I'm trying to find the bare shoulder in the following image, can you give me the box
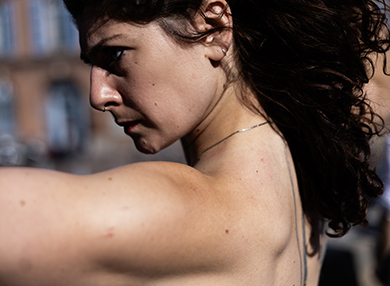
[79,162,228,273]
[0,152,307,285]
[0,163,229,285]
[0,162,211,211]
[87,161,211,194]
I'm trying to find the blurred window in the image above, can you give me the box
[29,0,56,55]
[0,2,16,57]
[29,0,78,56]
[0,82,15,136]
[56,0,78,50]
[45,81,89,156]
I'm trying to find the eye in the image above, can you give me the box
[82,47,128,71]
[108,47,125,65]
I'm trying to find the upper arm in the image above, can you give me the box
[77,163,229,274]
[0,163,225,284]
[0,167,95,284]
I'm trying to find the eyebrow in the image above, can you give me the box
[80,34,123,61]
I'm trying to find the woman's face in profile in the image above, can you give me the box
[78,19,225,154]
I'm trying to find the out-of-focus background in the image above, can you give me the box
[1,0,390,285]
[0,0,186,173]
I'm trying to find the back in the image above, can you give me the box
[0,124,325,286]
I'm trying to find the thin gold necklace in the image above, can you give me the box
[194,121,270,164]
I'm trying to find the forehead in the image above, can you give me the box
[78,20,149,53]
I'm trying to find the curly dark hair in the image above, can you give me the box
[63,0,389,237]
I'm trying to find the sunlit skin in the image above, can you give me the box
[80,20,228,156]
[0,1,325,285]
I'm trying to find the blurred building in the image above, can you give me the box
[0,0,185,172]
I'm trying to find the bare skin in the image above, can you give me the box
[0,1,325,285]
[0,128,324,286]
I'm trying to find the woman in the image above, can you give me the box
[0,0,387,285]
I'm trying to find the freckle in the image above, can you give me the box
[152,83,155,86]
[256,170,259,173]
[225,229,229,234]
[20,200,26,206]
[108,177,112,181]
[102,227,115,239]
[134,61,138,64]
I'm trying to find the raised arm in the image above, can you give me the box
[0,163,231,286]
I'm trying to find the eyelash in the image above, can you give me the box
[109,48,125,65]
[81,47,126,67]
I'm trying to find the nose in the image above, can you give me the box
[89,65,122,112]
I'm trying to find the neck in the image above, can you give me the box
[193,121,269,166]
[181,89,267,167]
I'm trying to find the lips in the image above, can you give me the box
[118,120,140,135]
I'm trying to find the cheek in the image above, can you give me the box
[122,47,219,129]
[128,68,209,114]
[152,80,218,136]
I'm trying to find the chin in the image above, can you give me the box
[134,143,158,155]
[133,133,178,155]
[134,139,162,155]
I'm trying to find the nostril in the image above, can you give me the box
[89,66,123,113]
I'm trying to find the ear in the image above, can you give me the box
[193,0,233,62]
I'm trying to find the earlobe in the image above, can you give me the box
[197,0,233,62]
